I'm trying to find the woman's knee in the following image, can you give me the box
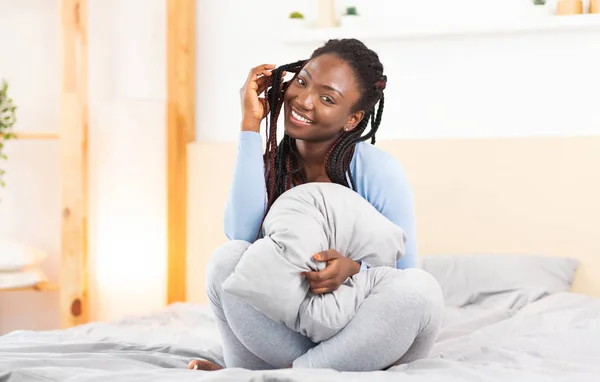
[206,240,251,297]
[387,268,444,329]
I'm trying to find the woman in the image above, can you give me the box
[189,38,443,372]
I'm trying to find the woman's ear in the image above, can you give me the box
[343,110,365,132]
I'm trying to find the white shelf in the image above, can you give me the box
[277,14,600,44]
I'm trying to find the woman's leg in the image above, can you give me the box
[205,241,275,370]
[292,268,444,371]
[206,240,316,369]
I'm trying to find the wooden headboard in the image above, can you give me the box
[186,136,600,301]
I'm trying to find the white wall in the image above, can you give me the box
[88,0,167,324]
[0,0,61,334]
[0,0,167,334]
[195,0,600,142]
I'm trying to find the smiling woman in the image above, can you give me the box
[260,39,388,214]
[188,38,444,372]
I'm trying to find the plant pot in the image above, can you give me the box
[339,15,361,28]
[530,4,551,16]
[287,19,308,30]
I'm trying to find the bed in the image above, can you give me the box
[1,264,599,381]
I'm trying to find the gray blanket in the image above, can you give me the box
[1,293,600,381]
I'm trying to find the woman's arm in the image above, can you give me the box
[355,156,417,271]
[223,131,267,242]
[224,64,281,242]
[374,159,418,269]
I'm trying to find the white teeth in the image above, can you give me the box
[291,110,313,124]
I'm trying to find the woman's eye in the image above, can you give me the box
[321,96,334,104]
[296,77,306,86]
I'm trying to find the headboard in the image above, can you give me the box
[187,136,600,302]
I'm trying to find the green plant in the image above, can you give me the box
[0,79,17,188]
[344,6,359,16]
[289,11,304,19]
[533,0,546,5]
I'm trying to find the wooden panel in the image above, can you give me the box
[0,282,59,292]
[166,0,196,304]
[59,0,89,328]
[10,132,60,140]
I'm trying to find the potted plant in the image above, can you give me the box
[531,0,548,15]
[288,11,307,29]
[340,6,361,28]
[0,79,17,188]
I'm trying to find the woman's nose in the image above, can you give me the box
[296,91,314,110]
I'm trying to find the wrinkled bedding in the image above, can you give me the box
[1,292,599,381]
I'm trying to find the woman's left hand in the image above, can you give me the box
[303,249,361,294]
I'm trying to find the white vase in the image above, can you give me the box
[287,19,308,30]
[530,4,551,17]
[339,15,361,29]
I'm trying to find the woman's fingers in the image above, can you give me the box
[311,285,335,295]
[246,64,276,82]
[258,97,269,118]
[309,279,334,290]
[256,70,288,95]
[255,75,269,95]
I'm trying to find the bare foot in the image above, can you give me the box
[187,359,223,371]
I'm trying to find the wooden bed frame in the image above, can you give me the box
[3,0,195,329]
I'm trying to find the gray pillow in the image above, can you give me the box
[420,254,579,310]
[222,182,406,342]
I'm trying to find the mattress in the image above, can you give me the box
[1,292,599,381]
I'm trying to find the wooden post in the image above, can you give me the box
[59,0,89,328]
[166,0,196,304]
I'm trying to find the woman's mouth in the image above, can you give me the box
[290,109,315,126]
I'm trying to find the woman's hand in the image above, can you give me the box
[239,64,286,133]
[303,250,361,294]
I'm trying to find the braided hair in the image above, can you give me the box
[262,38,387,219]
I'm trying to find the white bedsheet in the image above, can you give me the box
[1,292,599,381]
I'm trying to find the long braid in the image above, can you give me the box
[262,60,306,211]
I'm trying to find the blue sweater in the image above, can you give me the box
[223,131,417,270]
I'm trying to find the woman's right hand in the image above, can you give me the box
[239,64,285,132]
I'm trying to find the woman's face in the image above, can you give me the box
[283,53,364,143]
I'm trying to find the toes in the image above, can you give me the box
[187,359,223,371]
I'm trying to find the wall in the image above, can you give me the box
[187,0,600,301]
[0,0,61,334]
[195,0,600,142]
[88,0,167,324]
[0,0,167,334]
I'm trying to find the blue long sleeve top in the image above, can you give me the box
[223,131,418,269]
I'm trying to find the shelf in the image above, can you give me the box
[277,14,600,43]
[2,132,60,140]
[0,282,58,292]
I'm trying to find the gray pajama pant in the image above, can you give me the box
[206,241,444,371]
